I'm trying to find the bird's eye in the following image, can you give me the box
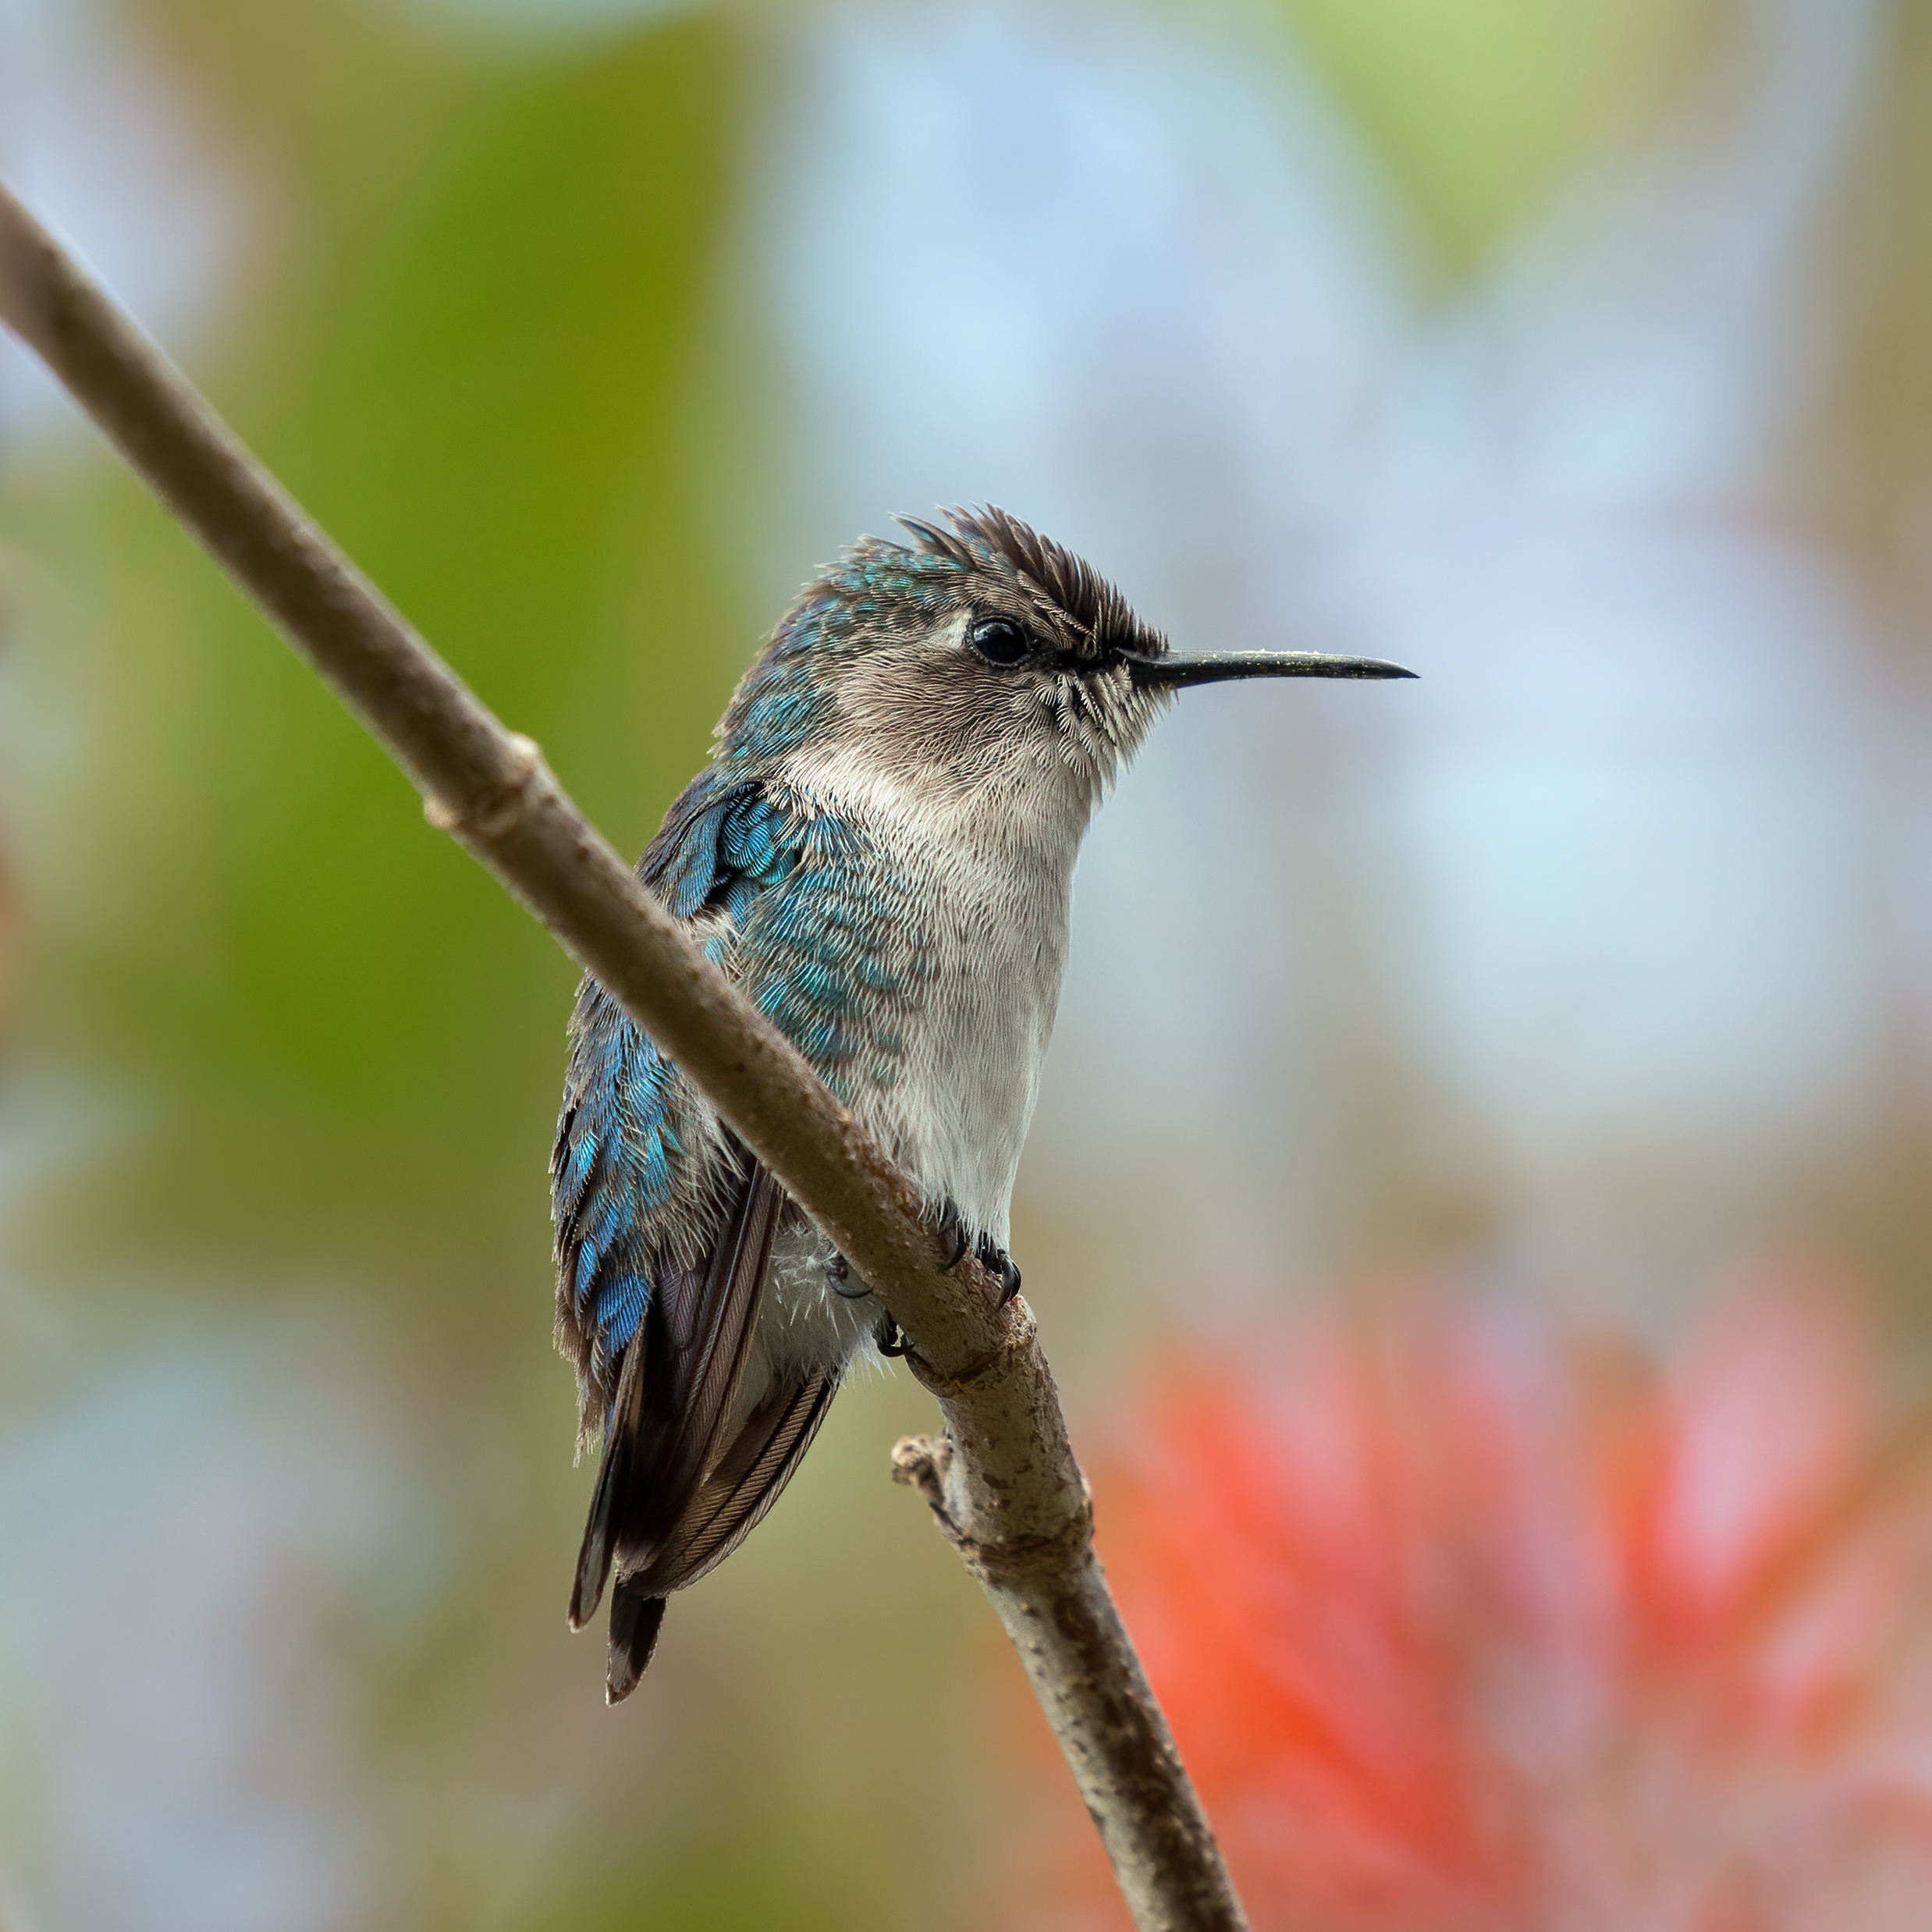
[968,616,1032,667]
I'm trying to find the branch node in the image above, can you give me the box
[424,733,543,841]
[891,1430,1095,1586]
[890,1430,953,1512]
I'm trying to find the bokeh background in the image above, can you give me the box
[5,0,1932,1927]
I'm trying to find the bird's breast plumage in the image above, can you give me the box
[778,747,1079,1242]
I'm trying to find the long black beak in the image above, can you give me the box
[1129,650,1416,688]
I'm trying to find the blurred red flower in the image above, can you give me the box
[1010,1266,1932,1931]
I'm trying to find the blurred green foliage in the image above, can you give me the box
[18,2,758,1307]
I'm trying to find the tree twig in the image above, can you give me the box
[0,182,1250,1932]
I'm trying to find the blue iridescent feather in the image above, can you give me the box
[551,776,924,1435]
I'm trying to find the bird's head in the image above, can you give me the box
[716,505,1412,822]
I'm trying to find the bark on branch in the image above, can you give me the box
[0,183,1249,1932]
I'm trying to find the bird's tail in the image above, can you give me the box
[566,1160,784,1699]
[607,1585,667,1703]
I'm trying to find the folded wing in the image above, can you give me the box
[552,777,819,1697]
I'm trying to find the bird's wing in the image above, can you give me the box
[552,775,929,1693]
[639,1362,841,1590]
[551,776,803,1429]
[570,1161,787,1640]
[552,779,807,1635]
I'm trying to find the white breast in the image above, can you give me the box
[784,748,1084,1242]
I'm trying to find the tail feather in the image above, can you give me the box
[606,1586,666,1704]
[569,1326,649,1631]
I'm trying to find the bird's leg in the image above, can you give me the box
[974,1231,1023,1305]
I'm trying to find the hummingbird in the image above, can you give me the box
[552,506,1412,1699]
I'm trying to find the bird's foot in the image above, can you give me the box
[826,1252,872,1301]
[876,1312,911,1358]
[975,1232,1023,1305]
[925,1199,1022,1303]
[927,1197,971,1270]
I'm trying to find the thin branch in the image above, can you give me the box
[0,183,1249,1932]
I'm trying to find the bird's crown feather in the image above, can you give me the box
[712,506,1167,769]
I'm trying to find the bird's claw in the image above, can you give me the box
[826,1252,872,1301]
[876,1313,911,1358]
[928,1197,971,1270]
[925,1200,1021,1304]
[975,1232,1023,1304]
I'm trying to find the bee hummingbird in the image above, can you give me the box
[552,506,1412,1699]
